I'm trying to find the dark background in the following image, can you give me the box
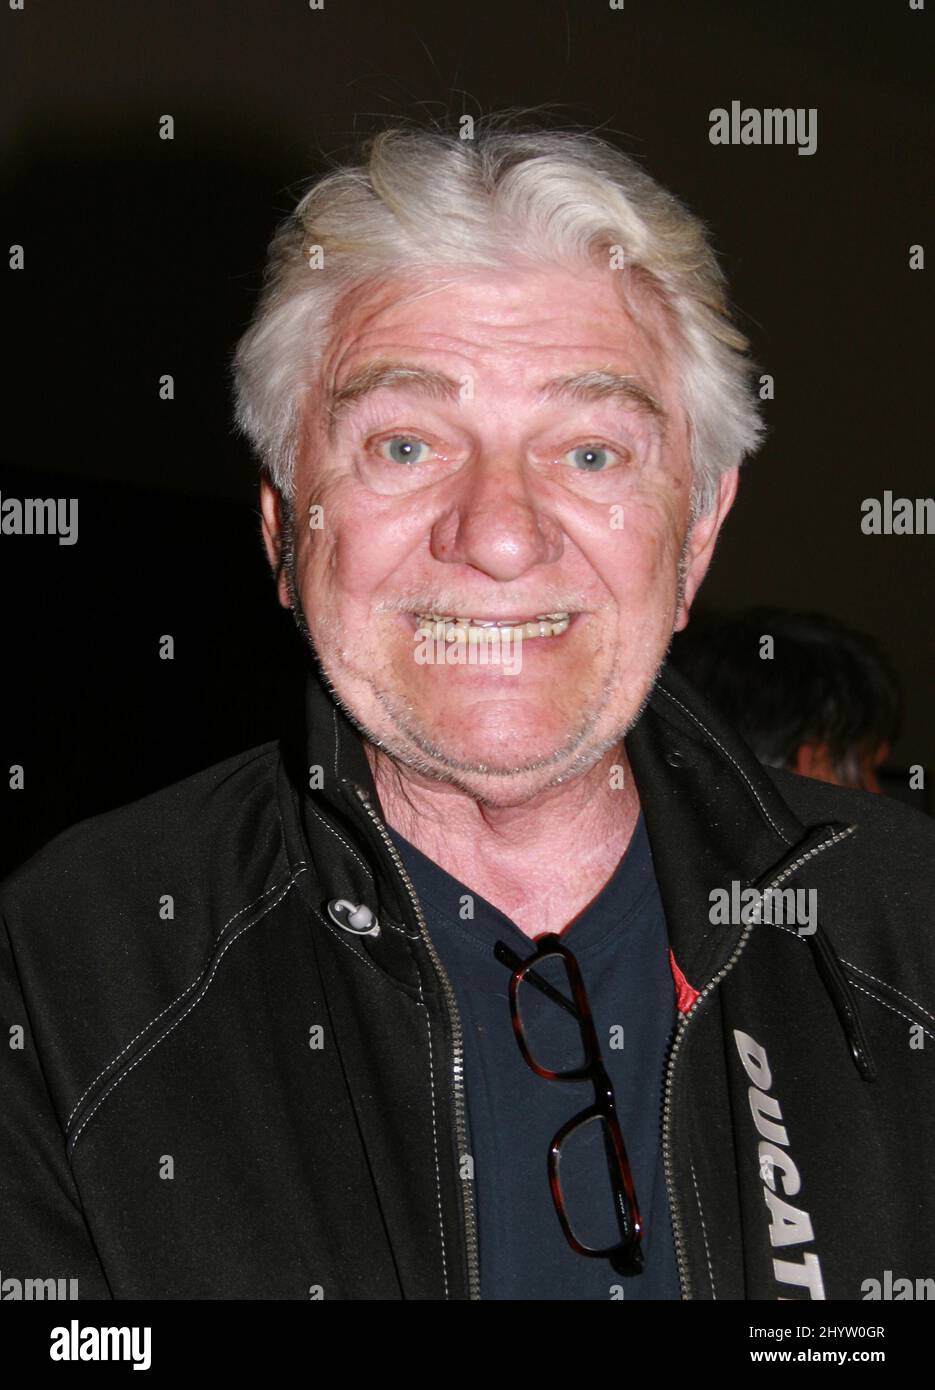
[2,0,932,876]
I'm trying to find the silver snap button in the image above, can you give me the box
[326,898,381,938]
[665,747,687,768]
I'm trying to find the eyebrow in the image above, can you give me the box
[324,361,668,438]
[540,369,668,434]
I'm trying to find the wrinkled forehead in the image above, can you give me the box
[311,260,684,413]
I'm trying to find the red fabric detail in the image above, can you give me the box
[669,948,699,1014]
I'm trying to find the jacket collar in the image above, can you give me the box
[625,662,809,987]
[277,654,421,941]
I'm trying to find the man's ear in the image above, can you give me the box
[674,467,739,632]
[259,476,291,609]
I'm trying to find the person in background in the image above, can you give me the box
[669,607,902,792]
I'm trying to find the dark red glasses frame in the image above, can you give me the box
[494,932,644,1277]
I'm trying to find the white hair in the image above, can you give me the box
[232,115,765,514]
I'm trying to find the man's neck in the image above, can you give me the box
[367,744,640,939]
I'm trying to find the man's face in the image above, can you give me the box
[263,262,736,805]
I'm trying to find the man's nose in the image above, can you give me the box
[429,454,563,582]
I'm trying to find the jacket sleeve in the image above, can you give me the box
[0,908,112,1298]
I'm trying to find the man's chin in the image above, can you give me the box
[375,741,595,808]
[367,696,621,798]
[405,736,576,781]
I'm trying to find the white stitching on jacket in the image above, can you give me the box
[656,686,794,845]
[65,866,307,1130]
[305,718,420,927]
[849,981,935,1043]
[68,869,308,1149]
[842,960,935,1024]
[415,985,449,1297]
[304,796,377,887]
[689,1154,716,1299]
[380,916,421,940]
[757,920,935,1035]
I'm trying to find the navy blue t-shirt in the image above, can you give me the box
[387,811,682,1300]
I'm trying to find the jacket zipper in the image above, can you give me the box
[343,779,482,1300]
[660,822,856,1299]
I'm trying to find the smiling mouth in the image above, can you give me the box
[413,611,572,639]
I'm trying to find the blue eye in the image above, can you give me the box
[565,444,615,471]
[379,436,431,465]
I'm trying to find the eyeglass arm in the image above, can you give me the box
[492,940,580,1020]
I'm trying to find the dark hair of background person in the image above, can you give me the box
[669,608,904,793]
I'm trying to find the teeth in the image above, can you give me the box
[415,612,571,639]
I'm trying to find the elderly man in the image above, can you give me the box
[2,119,933,1302]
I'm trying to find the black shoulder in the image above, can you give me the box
[766,766,935,880]
[767,766,932,833]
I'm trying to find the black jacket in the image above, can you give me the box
[1,663,933,1300]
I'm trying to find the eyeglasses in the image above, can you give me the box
[494,933,644,1277]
